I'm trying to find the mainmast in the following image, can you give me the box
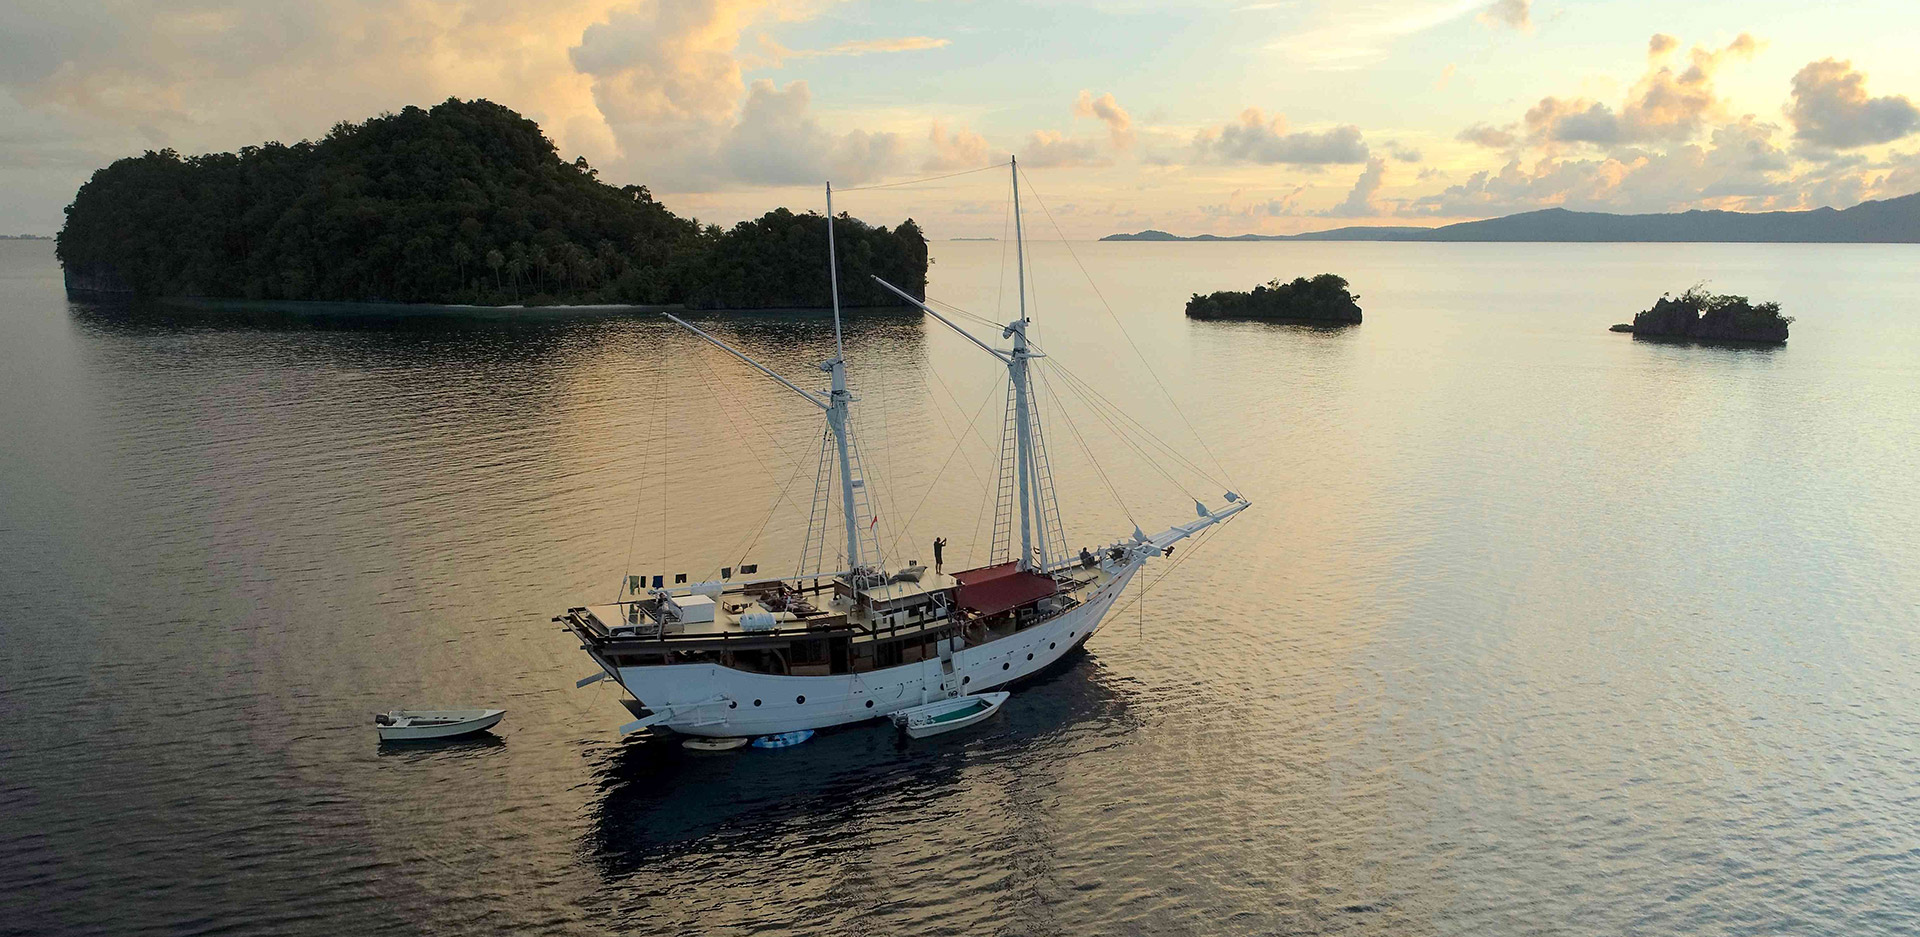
[871,157,1059,572]
[824,183,862,571]
[1007,158,1043,571]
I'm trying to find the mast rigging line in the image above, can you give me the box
[918,293,1221,497]
[1015,166,1242,494]
[618,378,669,602]
[884,372,1008,563]
[836,162,1011,192]
[873,190,1230,498]
[1033,364,1137,528]
[927,296,1005,332]
[910,290,1210,505]
[915,353,1005,491]
[730,427,824,571]
[1040,357,1201,503]
[1036,354,1223,496]
[1107,507,1243,622]
[686,334,819,579]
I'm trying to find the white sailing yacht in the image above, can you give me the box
[558,158,1249,738]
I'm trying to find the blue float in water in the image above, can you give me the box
[750,730,814,749]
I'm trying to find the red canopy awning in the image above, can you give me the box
[951,561,1057,617]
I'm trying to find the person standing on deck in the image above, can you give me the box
[933,537,947,574]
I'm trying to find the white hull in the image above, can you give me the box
[617,562,1141,737]
[375,709,505,741]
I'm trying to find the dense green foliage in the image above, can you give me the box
[56,98,927,307]
[687,207,927,310]
[1184,273,1362,322]
[1631,284,1791,344]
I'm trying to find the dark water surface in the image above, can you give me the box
[3,238,1918,936]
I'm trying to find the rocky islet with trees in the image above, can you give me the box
[1184,273,1363,323]
[1612,284,1791,345]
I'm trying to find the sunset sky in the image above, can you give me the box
[5,0,1920,237]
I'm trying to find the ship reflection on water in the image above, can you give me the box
[586,650,1141,872]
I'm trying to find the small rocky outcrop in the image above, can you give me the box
[1185,273,1362,323]
[1616,285,1790,345]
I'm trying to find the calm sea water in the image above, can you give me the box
[2,237,1918,936]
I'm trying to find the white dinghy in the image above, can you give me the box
[374,708,505,741]
[891,692,1009,739]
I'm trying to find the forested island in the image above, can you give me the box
[1185,274,1362,324]
[1612,286,1791,345]
[56,98,927,308]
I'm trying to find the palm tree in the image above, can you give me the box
[453,242,473,291]
[504,257,524,300]
[485,248,504,292]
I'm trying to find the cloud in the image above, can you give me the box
[1199,186,1306,219]
[569,1,912,189]
[925,121,992,171]
[1387,141,1423,161]
[1073,90,1134,149]
[1519,33,1760,146]
[718,79,901,185]
[572,1,762,143]
[1524,97,1626,144]
[1324,157,1388,216]
[1458,122,1518,148]
[1865,150,1920,201]
[1786,58,1920,149]
[1195,108,1369,164]
[4,0,629,162]
[1437,63,1456,90]
[0,0,919,202]
[1477,0,1531,32]
[1269,0,1490,71]
[761,35,951,63]
[809,36,948,56]
[1020,130,1103,168]
[1411,116,1798,216]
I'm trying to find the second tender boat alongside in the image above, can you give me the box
[892,692,1009,739]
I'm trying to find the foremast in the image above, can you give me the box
[1006,158,1043,571]
[662,181,879,581]
[824,183,863,571]
[876,156,1066,572]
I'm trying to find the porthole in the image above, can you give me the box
[962,676,970,685]
[1002,662,1010,671]
[753,699,762,707]
[865,700,874,709]
[729,701,738,709]
[1027,653,1034,661]
[1050,642,1056,650]
[796,695,806,705]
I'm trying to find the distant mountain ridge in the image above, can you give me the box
[1104,193,1920,243]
